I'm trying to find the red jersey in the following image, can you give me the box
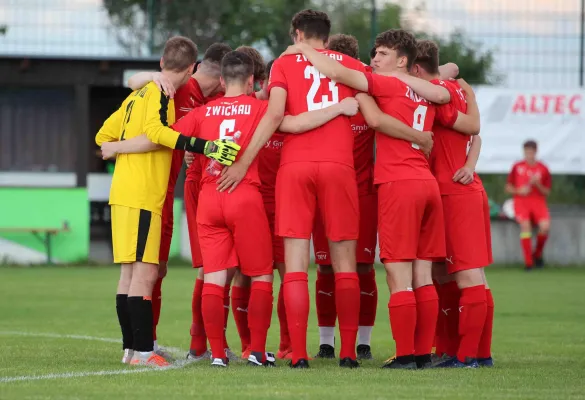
[268,50,366,167]
[172,94,268,187]
[507,160,551,200]
[430,79,483,195]
[258,132,285,201]
[351,112,375,195]
[365,72,436,183]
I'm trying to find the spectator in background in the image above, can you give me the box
[505,140,551,270]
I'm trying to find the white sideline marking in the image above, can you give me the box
[0,331,189,384]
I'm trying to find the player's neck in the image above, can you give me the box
[224,83,247,98]
[193,73,221,97]
[299,38,326,50]
[160,70,186,91]
[525,159,537,166]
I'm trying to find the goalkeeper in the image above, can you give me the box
[95,36,239,368]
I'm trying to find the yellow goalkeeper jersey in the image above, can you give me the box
[95,82,180,215]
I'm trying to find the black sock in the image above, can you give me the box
[127,296,154,352]
[115,294,133,350]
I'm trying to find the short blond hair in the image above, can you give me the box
[162,36,198,72]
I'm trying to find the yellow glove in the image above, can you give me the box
[203,139,241,166]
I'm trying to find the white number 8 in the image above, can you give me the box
[411,105,428,150]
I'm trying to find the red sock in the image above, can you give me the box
[457,285,487,362]
[520,234,533,267]
[389,291,417,357]
[414,285,439,356]
[231,285,251,353]
[335,272,360,360]
[248,281,273,359]
[358,269,377,327]
[316,269,336,328]
[202,283,226,360]
[223,285,230,350]
[189,278,207,355]
[434,282,447,355]
[151,277,163,341]
[284,272,309,364]
[277,284,290,350]
[442,281,461,357]
[478,289,494,359]
[534,233,548,259]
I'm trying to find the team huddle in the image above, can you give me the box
[97,8,494,370]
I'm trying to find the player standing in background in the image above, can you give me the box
[311,34,378,361]
[506,140,552,270]
[402,40,494,368]
[96,36,240,368]
[285,29,453,369]
[126,42,232,360]
[172,51,275,368]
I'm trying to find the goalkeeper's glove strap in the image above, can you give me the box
[175,135,208,154]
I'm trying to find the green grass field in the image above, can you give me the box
[1,265,584,400]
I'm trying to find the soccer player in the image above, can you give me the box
[404,40,494,368]
[171,50,275,368]
[126,42,232,359]
[284,29,454,369]
[506,140,551,270]
[96,36,240,367]
[311,34,378,361]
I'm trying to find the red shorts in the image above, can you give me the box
[442,190,493,274]
[184,179,203,268]
[276,162,359,241]
[378,180,445,263]
[197,184,273,277]
[514,197,550,224]
[159,190,174,263]
[313,192,378,265]
[263,198,285,265]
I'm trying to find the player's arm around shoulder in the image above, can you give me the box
[391,71,450,104]
[279,97,359,134]
[282,43,368,92]
[451,79,480,136]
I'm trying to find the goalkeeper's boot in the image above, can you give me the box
[121,349,134,364]
[130,352,170,368]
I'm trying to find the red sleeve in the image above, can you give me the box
[267,58,288,92]
[541,166,552,188]
[365,73,403,98]
[507,164,517,185]
[171,106,202,137]
[434,82,459,128]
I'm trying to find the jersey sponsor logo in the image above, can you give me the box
[264,139,284,150]
[318,290,333,297]
[315,251,328,261]
[352,124,369,133]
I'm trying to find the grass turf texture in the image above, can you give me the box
[0,266,584,399]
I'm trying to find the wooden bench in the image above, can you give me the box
[0,222,69,264]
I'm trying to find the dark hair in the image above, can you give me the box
[374,29,417,70]
[290,9,331,43]
[266,59,275,75]
[162,36,198,72]
[203,42,232,64]
[369,46,376,60]
[523,140,538,150]
[236,46,267,82]
[414,40,440,75]
[327,34,359,59]
[221,51,254,84]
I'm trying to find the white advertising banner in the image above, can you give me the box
[474,87,585,175]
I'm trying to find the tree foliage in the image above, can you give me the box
[103,0,497,83]
[0,25,7,35]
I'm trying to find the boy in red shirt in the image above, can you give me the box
[506,140,552,269]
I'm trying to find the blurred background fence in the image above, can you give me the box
[0,0,583,264]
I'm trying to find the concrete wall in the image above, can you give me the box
[178,212,585,266]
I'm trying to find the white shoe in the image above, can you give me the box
[121,349,134,364]
[186,350,211,363]
[247,352,276,367]
[211,357,228,367]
